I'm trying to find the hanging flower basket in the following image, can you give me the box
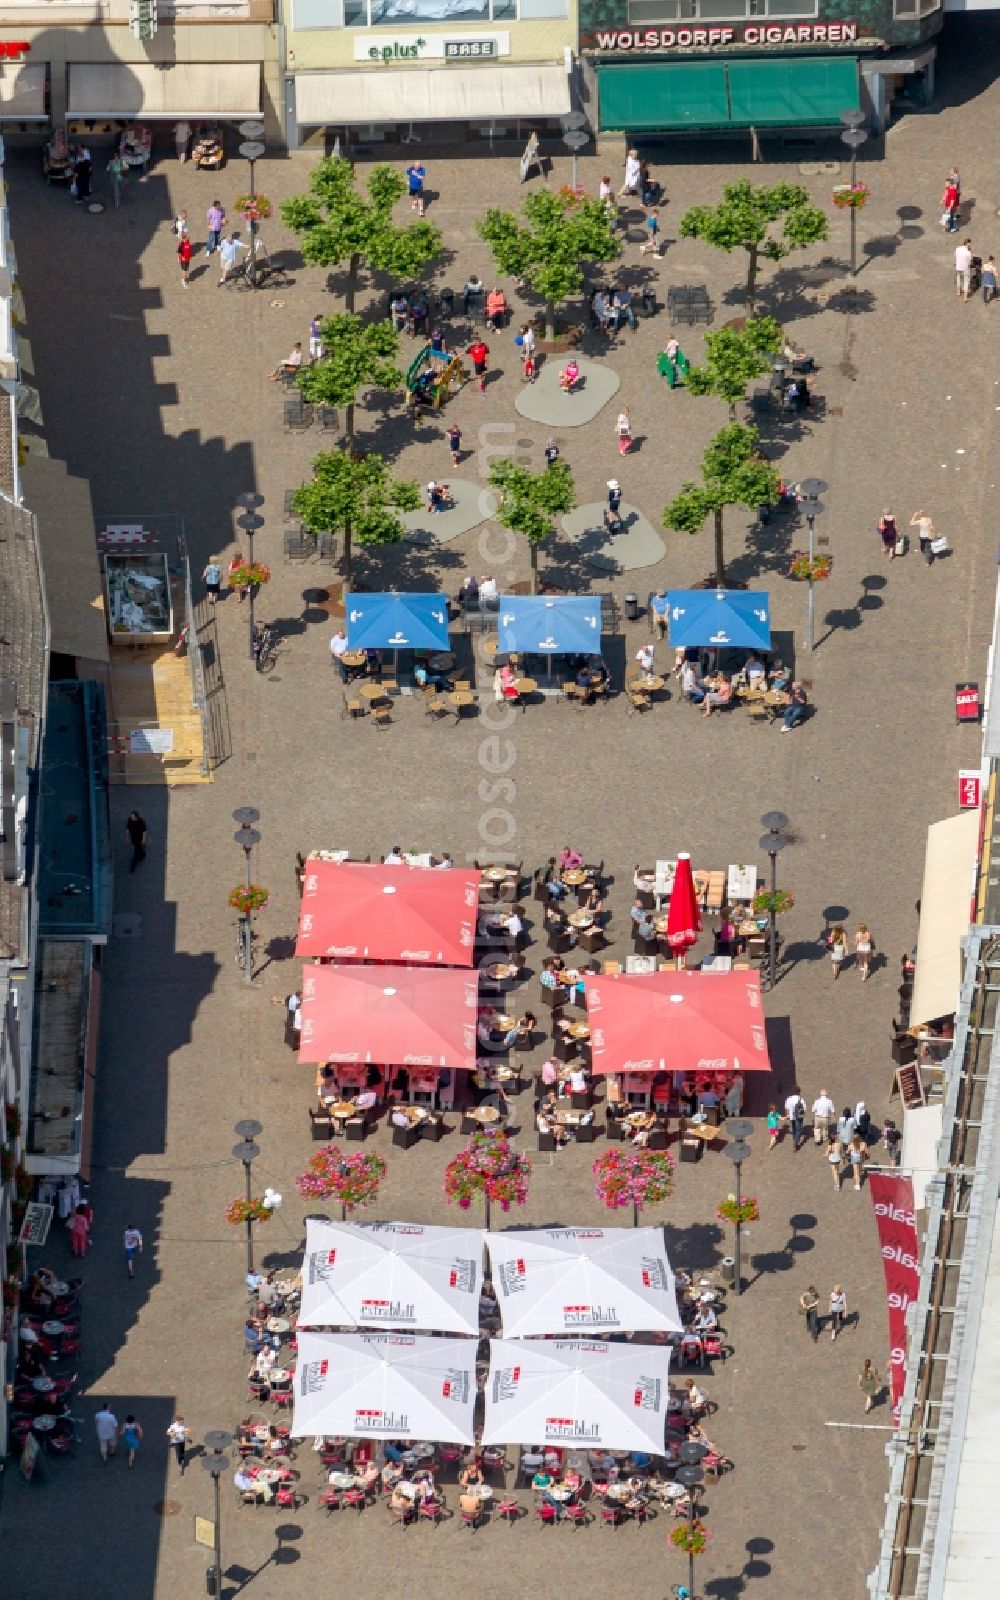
[228,561,271,591]
[752,888,794,917]
[224,1197,274,1227]
[832,183,869,210]
[234,193,273,223]
[670,1520,711,1556]
[443,1132,531,1214]
[229,884,269,915]
[788,552,832,582]
[296,1149,386,1213]
[717,1194,760,1226]
[593,1148,674,1214]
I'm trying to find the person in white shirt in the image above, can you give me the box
[954,238,973,300]
[268,343,304,382]
[95,1404,119,1461]
[329,630,350,681]
[636,644,655,675]
[434,854,453,869]
[784,1090,806,1151]
[167,1417,190,1473]
[479,575,498,604]
[355,1089,378,1112]
[383,847,403,865]
[505,911,522,943]
[568,1067,588,1095]
[811,1090,836,1145]
[391,1107,412,1128]
[619,147,641,197]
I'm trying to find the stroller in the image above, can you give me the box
[604,507,624,536]
[970,254,983,294]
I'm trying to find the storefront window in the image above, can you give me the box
[324,0,567,21]
[628,0,818,17]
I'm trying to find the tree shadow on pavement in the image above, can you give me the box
[665,1217,726,1271]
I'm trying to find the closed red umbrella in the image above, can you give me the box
[665,851,701,966]
[295,861,480,965]
[298,963,478,1070]
[583,970,770,1075]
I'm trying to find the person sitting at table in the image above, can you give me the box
[234,1465,258,1499]
[390,292,410,333]
[580,882,605,920]
[479,573,499,604]
[253,1343,277,1376]
[681,660,707,705]
[354,1085,379,1117]
[542,857,565,900]
[486,286,508,329]
[244,1319,265,1356]
[317,1064,337,1102]
[463,273,485,314]
[537,1095,570,1147]
[568,1065,589,1099]
[743,651,766,687]
[382,1459,404,1489]
[682,1379,708,1418]
[391,1483,416,1522]
[715,912,736,957]
[780,680,808,732]
[531,1465,554,1494]
[768,658,790,694]
[497,663,520,703]
[460,1460,483,1488]
[458,573,479,606]
[630,897,656,943]
[329,629,351,681]
[409,292,429,336]
[558,845,584,872]
[698,1086,720,1115]
[702,673,732,718]
[693,1303,718,1335]
[635,643,655,676]
[414,662,453,693]
[384,844,404,865]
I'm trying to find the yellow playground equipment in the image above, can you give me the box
[405,346,468,410]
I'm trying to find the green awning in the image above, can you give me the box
[597,63,731,132]
[728,57,860,127]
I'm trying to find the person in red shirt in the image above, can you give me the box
[941,179,959,234]
[467,339,490,394]
[177,232,192,287]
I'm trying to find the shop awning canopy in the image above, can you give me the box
[597,55,859,132]
[298,962,478,1070]
[291,1330,476,1442]
[909,811,979,1031]
[666,589,771,650]
[345,592,450,653]
[483,1338,671,1451]
[66,63,261,120]
[299,1219,484,1335]
[584,969,770,1075]
[295,64,570,127]
[0,64,47,122]
[296,860,479,964]
[487,1226,682,1338]
[496,595,603,655]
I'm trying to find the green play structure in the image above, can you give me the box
[405,346,468,410]
[657,344,691,389]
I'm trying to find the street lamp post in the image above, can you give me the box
[236,493,265,662]
[722,1127,752,1297]
[233,808,261,985]
[201,1434,233,1600]
[560,110,588,191]
[238,120,266,291]
[758,811,789,991]
[798,476,827,654]
[233,1119,262,1275]
[840,109,869,280]
[676,1443,708,1600]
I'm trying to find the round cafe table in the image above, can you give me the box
[568,1021,591,1041]
[515,678,537,697]
[359,681,388,702]
[471,1483,493,1501]
[341,651,365,669]
[329,1101,356,1118]
[469,1105,500,1124]
[329,1470,358,1489]
[32,1376,55,1393]
[268,1368,292,1386]
[561,868,586,887]
[449,690,475,711]
[483,866,509,883]
[31,1414,57,1433]
[639,674,665,693]
[568,910,594,929]
[605,1482,635,1503]
[628,1112,655,1128]
[482,637,499,660]
[484,962,516,981]
[266,1317,290,1335]
[19,1327,38,1344]
[494,1065,516,1083]
[399,1105,428,1124]
[545,1483,574,1502]
[428,653,455,672]
[49,1281,70,1298]
[658,1481,687,1501]
[494,1013,514,1030]
[41,1321,66,1337]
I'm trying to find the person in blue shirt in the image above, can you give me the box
[650,590,669,637]
[406,162,426,216]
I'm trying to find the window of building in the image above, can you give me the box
[893,0,941,14]
[628,0,820,19]
[299,0,567,24]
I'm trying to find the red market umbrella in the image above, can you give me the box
[583,970,770,1076]
[665,851,701,958]
[298,963,478,1071]
[295,861,480,965]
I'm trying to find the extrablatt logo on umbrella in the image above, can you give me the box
[632,1375,662,1410]
[545,1416,601,1440]
[299,1359,329,1394]
[562,1304,620,1326]
[448,1259,477,1291]
[354,1407,411,1431]
[361,1298,417,1322]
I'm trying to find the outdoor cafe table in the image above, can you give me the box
[568,910,594,929]
[32,1376,55,1393]
[30,1414,57,1432]
[561,868,586,888]
[483,961,518,982]
[268,1369,293,1386]
[467,1105,501,1126]
[41,1321,66,1337]
[551,1107,592,1128]
[449,691,475,712]
[266,1317,290,1335]
[492,1064,517,1084]
[326,1100,357,1121]
[47,1281,70,1298]
[468,1483,493,1502]
[428,653,455,672]
[628,1112,657,1131]
[637,674,665,694]
[483,637,500,659]
[396,1104,430,1124]
[606,1482,645,1503]
[341,651,365,669]
[329,1471,358,1490]
[255,1468,286,1487]
[515,678,537,698]
[359,682,388,702]
[482,865,511,884]
[545,1484,574,1502]
[727,863,758,901]
[567,1020,591,1041]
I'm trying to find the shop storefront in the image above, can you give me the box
[283,0,576,148]
[0,2,281,141]
[579,0,944,137]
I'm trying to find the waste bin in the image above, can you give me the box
[206,1567,221,1598]
[642,285,656,318]
[720,1256,736,1285]
[625,592,639,622]
[440,287,455,316]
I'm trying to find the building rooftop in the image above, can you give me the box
[0,494,46,965]
[37,680,111,939]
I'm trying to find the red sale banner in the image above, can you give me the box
[869,1172,920,1419]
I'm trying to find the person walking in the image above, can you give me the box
[175,120,191,163]
[177,230,192,289]
[827,924,848,979]
[202,557,222,606]
[218,232,246,288]
[619,147,641,198]
[74,148,93,205]
[406,160,426,216]
[616,406,633,455]
[859,1359,881,1413]
[940,175,959,232]
[123,1222,143,1277]
[167,1417,191,1473]
[878,508,898,560]
[543,437,560,469]
[812,1088,835,1144]
[854,923,874,980]
[910,509,941,566]
[829,1284,848,1340]
[848,1134,867,1192]
[309,315,325,363]
[466,338,490,395]
[447,422,463,468]
[121,1414,143,1467]
[828,1137,845,1191]
[107,151,126,209]
[982,255,997,305]
[173,209,190,241]
[785,1089,806,1151]
[799,1285,821,1343]
[954,238,974,301]
[95,1403,119,1462]
[205,199,226,257]
[881,1117,902,1166]
[68,1204,90,1257]
[837,1105,857,1147]
[766,1104,782,1150]
[126,811,147,872]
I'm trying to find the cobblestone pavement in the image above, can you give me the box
[2,24,999,1599]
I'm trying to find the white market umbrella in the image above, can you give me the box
[291,1329,476,1442]
[483,1338,671,1452]
[298,1218,485,1335]
[487,1226,682,1338]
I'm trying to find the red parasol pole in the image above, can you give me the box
[665,852,702,970]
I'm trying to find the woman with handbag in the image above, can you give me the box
[878,508,898,559]
[827,924,848,979]
[910,509,946,565]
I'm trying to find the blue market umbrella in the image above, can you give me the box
[665,590,771,651]
[345,592,450,652]
[496,595,603,656]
